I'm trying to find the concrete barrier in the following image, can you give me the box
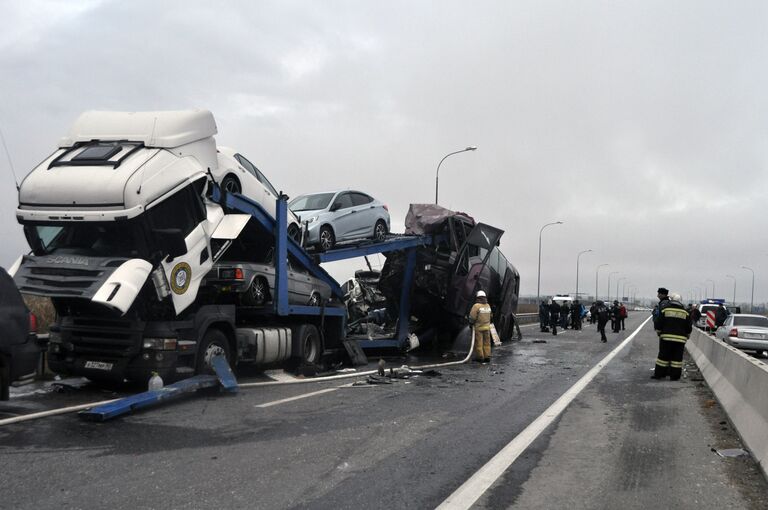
[686,328,768,477]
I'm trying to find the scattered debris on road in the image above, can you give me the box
[712,447,749,458]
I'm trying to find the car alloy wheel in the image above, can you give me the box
[373,221,387,242]
[319,226,335,251]
[249,278,267,306]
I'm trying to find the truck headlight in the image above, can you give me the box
[142,338,178,350]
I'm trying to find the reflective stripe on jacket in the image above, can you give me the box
[655,300,692,343]
[470,303,493,331]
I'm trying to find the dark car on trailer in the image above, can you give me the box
[0,268,41,400]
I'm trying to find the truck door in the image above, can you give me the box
[147,183,213,315]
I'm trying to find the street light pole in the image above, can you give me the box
[741,266,755,312]
[537,221,564,302]
[620,280,629,302]
[607,271,619,303]
[706,278,715,298]
[435,146,477,204]
[576,249,592,299]
[595,264,609,301]
[616,277,626,303]
[725,274,736,305]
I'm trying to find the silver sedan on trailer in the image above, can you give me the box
[289,190,390,251]
[714,314,768,356]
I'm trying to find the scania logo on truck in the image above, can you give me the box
[171,262,191,294]
[46,256,89,265]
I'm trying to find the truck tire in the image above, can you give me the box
[294,324,321,365]
[196,328,232,374]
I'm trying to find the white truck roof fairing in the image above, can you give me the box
[59,110,217,148]
[17,110,219,220]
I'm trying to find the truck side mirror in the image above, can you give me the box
[153,228,187,259]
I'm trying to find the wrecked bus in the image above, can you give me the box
[375,204,519,345]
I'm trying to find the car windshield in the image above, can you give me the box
[290,193,335,211]
[23,221,147,258]
[733,316,768,328]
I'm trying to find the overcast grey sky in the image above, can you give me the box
[1,0,767,304]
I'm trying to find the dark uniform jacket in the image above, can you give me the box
[653,299,693,343]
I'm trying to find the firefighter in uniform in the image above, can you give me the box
[469,290,493,363]
[652,289,692,380]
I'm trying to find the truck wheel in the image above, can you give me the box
[196,329,232,374]
[242,277,269,306]
[295,324,321,365]
[319,226,335,251]
[221,175,241,194]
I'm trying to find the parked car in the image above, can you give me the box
[214,147,302,241]
[289,190,390,251]
[714,314,768,356]
[206,249,332,307]
[1,268,41,400]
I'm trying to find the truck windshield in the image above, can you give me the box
[23,221,147,258]
[290,193,335,211]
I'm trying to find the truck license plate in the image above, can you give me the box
[84,361,113,371]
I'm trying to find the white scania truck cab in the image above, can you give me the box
[10,110,250,382]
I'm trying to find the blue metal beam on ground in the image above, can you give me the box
[79,356,238,421]
[212,354,239,393]
[78,375,220,421]
[315,235,437,263]
[212,186,343,299]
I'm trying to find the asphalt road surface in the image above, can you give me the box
[1,313,766,509]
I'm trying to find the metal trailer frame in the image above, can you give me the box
[213,186,439,350]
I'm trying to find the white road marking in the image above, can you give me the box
[436,315,653,510]
[255,384,353,408]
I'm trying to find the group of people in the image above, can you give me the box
[537,299,586,335]
[537,298,628,341]
[468,286,696,380]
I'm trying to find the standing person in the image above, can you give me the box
[589,302,597,324]
[539,301,550,333]
[571,299,583,330]
[715,303,728,329]
[652,291,692,380]
[691,304,701,328]
[469,290,493,363]
[561,301,570,329]
[549,299,561,336]
[611,300,622,333]
[595,300,609,342]
[619,302,628,330]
